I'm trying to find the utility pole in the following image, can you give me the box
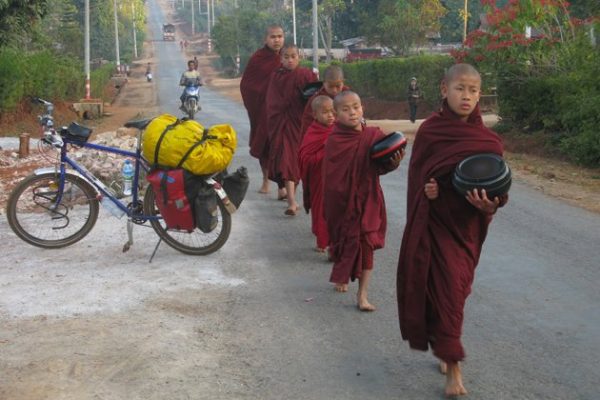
[211,0,215,27]
[312,0,318,71]
[463,0,468,44]
[207,0,212,52]
[292,0,297,45]
[113,0,121,72]
[84,0,91,99]
[132,2,138,58]
[191,0,195,34]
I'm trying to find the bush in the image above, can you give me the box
[316,55,455,108]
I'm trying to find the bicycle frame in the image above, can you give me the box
[48,135,159,221]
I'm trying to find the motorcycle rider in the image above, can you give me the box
[179,60,202,111]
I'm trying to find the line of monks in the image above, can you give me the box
[240,24,508,398]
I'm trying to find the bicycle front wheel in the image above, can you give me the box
[6,172,99,248]
[143,184,231,255]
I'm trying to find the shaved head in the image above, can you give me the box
[333,90,360,110]
[444,63,481,84]
[323,65,344,82]
[265,24,284,37]
[311,95,333,113]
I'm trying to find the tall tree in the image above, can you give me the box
[0,0,49,47]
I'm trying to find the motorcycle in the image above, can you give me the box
[181,83,201,120]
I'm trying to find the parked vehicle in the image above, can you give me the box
[6,98,242,258]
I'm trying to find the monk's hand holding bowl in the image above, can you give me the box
[424,178,439,200]
[466,188,500,214]
[389,149,405,168]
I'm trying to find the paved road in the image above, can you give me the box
[0,1,597,399]
[148,1,600,398]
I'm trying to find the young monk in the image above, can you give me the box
[240,24,284,194]
[396,63,509,397]
[323,91,404,311]
[300,65,348,135]
[299,96,335,252]
[265,44,318,215]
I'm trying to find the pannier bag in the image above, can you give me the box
[184,173,219,233]
[222,167,250,208]
[142,114,237,175]
[147,169,195,231]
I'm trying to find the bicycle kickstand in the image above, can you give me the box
[122,219,134,253]
[148,238,162,263]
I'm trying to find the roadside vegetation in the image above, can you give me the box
[1,0,598,168]
[0,0,146,115]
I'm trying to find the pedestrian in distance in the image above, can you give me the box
[407,77,421,123]
[265,44,318,216]
[299,95,335,253]
[323,90,404,311]
[240,24,284,195]
[396,63,509,397]
[300,64,349,135]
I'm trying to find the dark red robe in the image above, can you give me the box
[299,120,333,249]
[266,67,318,185]
[240,46,281,167]
[300,85,350,135]
[324,123,399,284]
[396,101,508,363]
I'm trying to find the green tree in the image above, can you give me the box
[0,0,49,47]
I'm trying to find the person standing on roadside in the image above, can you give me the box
[407,77,421,123]
[240,25,285,195]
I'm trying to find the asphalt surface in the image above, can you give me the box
[0,0,598,399]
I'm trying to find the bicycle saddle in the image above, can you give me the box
[124,119,153,130]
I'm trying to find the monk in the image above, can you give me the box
[240,24,284,194]
[323,91,404,311]
[396,63,509,397]
[300,65,348,135]
[265,44,318,215]
[299,95,335,252]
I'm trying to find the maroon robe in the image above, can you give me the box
[299,120,333,249]
[266,67,318,184]
[396,101,508,363]
[300,85,350,135]
[323,123,399,284]
[240,46,281,167]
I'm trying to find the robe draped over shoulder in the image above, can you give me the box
[299,120,333,248]
[396,101,507,362]
[324,124,397,284]
[240,46,281,165]
[266,67,318,184]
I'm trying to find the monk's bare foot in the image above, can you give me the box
[284,204,298,216]
[277,188,287,200]
[445,362,467,397]
[334,283,348,292]
[357,296,376,312]
[315,247,326,253]
[439,360,448,375]
[258,181,270,194]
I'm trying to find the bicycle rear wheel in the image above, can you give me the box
[6,172,99,248]
[143,184,231,255]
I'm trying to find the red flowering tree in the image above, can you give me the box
[451,1,600,167]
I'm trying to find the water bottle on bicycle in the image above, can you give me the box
[122,159,134,196]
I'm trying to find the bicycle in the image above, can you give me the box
[6,98,234,258]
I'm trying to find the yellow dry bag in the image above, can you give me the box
[142,114,237,175]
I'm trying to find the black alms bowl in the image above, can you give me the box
[301,81,323,100]
[370,131,408,162]
[452,153,512,198]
